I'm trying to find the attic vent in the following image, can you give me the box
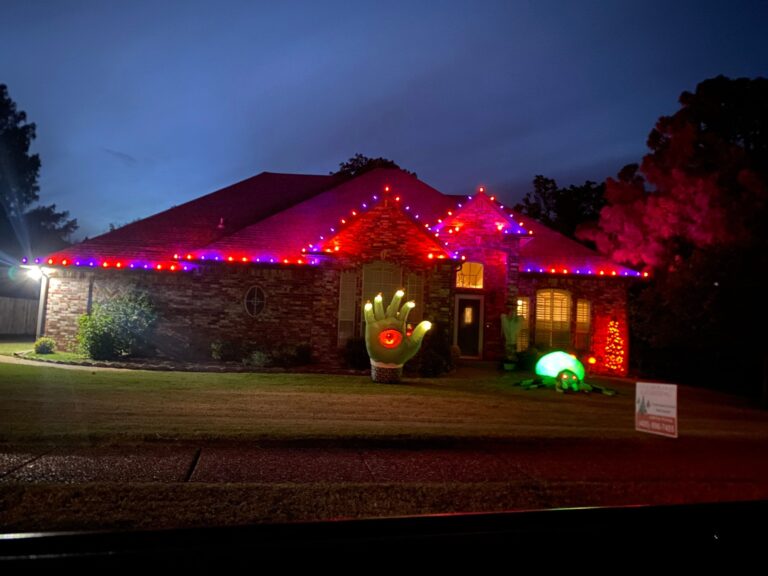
[217,217,225,229]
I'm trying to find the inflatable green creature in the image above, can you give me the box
[519,350,616,395]
[363,290,432,383]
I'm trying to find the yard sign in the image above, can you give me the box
[635,382,678,438]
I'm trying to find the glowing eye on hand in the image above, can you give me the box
[378,329,403,349]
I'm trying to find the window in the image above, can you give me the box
[405,272,424,323]
[337,270,358,346]
[362,261,403,303]
[575,299,591,350]
[456,261,483,289]
[535,289,571,349]
[243,286,266,317]
[516,296,530,352]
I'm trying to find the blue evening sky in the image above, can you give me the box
[2,0,766,238]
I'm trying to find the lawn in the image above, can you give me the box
[1,356,765,443]
[0,339,33,356]
[3,353,768,532]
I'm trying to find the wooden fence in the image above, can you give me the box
[0,296,37,336]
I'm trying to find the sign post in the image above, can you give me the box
[635,382,678,438]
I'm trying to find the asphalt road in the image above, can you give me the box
[1,436,766,486]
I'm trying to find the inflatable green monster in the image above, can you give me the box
[363,290,432,383]
[519,350,616,395]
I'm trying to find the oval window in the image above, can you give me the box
[244,286,266,317]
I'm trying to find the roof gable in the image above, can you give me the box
[312,195,452,265]
[192,168,455,262]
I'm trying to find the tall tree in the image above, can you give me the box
[0,84,40,219]
[584,76,768,398]
[582,75,768,268]
[333,153,415,179]
[514,175,605,241]
[0,84,77,261]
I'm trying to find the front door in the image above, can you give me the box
[455,295,483,358]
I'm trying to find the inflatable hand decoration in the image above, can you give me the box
[363,290,431,382]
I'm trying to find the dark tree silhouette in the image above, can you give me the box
[514,175,605,242]
[1,84,41,219]
[0,84,77,261]
[333,153,416,179]
[583,75,768,399]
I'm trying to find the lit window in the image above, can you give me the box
[535,289,571,349]
[244,286,266,317]
[456,262,484,289]
[575,299,591,350]
[516,296,530,351]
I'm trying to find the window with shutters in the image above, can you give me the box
[456,262,484,289]
[575,299,591,350]
[535,289,571,349]
[516,296,530,351]
[337,270,358,346]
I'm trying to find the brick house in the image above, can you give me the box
[35,168,638,375]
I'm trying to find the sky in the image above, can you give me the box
[1,0,767,239]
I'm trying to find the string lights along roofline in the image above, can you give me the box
[22,184,646,278]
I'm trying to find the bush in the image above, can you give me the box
[33,337,56,354]
[272,344,312,367]
[343,337,369,370]
[418,322,453,377]
[242,349,271,367]
[77,292,157,360]
[211,340,244,362]
[516,347,542,371]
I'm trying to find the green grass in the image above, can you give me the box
[1,359,766,443]
[0,360,632,442]
[0,339,84,362]
[26,350,85,362]
[0,339,33,356]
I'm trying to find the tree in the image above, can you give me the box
[514,175,605,242]
[584,76,768,398]
[333,153,416,179]
[0,84,40,217]
[582,75,768,269]
[0,84,77,261]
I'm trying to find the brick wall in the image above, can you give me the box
[42,195,632,371]
[44,265,340,363]
[517,274,630,374]
[444,192,523,360]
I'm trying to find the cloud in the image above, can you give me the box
[101,148,139,166]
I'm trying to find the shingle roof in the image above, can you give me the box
[519,218,641,277]
[44,167,638,277]
[196,168,455,261]
[48,172,339,262]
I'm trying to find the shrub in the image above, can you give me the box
[270,344,313,367]
[77,292,157,360]
[293,343,312,366]
[33,337,56,354]
[516,347,542,371]
[211,340,244,362]
[418,322,453,377]
[343,337,369,370]
[242,349,271,367]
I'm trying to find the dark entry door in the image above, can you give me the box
[456,296,482,358]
